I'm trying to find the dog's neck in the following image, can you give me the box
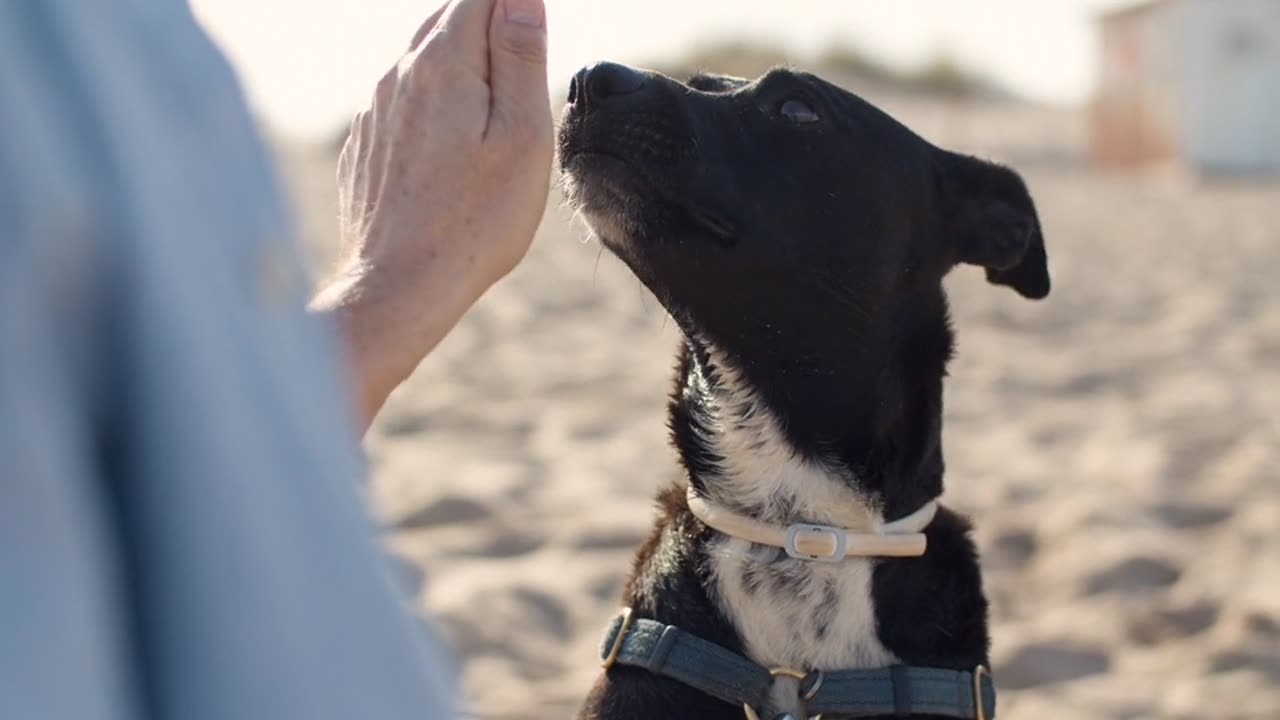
[669,289,953,525]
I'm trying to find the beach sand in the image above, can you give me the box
[277,89,1280,719]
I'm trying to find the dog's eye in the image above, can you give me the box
[778,98,819,124]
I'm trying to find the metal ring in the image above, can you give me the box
[800,669,824,702]
[973,664,991,720]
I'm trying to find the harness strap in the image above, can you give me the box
[600,611,996,719]
[600,611,773,705]
[805,665,996,718]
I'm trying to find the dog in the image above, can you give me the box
[557,61,1049,720]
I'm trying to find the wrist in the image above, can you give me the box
[310,258,479,428]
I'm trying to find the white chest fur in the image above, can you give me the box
[708,540,896,672]
[692,345,900,716]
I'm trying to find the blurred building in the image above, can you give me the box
[1091,0,1280,175]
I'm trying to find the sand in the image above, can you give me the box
[276,90,1280,719]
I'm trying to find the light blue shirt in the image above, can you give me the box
[0,1,456,718]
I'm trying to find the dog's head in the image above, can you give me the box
[558,63,1047,344]
[559,63,1048,507]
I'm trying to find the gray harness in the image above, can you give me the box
[600,609,996,718]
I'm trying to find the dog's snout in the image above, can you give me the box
[585,62,646,101]
[568,62,650,112]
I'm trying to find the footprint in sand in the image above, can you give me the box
[1245,613,1280,638]
[984,528,1038,572]
[1083,556,1182,596]
[394,496,493,530]
[1210,651,1280,683]
[996,642,1111,689]
[510,587,573,639]
[380,412,432,437]
[1126,601,1220,645]
[463,529,546,558]
[439,588,571,654]
[588,572,625,602]
[571,421,617,442]
[1151,502,1233,530]
[438,613,507,657]
[1059,371,1116,396]
[1162,428,1244,488]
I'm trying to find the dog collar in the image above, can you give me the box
[685,487,937,561]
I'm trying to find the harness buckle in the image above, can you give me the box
[601,608,635,669]
[784,524,848,562]
[743,668,825,720]
[973,664,991,720]
[742,705,821,720]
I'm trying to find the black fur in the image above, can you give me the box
[559,62,1049,719]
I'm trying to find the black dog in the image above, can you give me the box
[558,61,1049,720]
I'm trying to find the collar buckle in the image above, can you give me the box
[601,607,635,669]
[784,523,849,562]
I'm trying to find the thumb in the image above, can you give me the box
[485,0,551,143]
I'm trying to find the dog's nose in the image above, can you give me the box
[568,62,648,111]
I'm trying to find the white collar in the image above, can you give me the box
[686,487,938,561]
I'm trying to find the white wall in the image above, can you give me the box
[1181,0,1280,174]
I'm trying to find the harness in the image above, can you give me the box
[600,610,995,719]
[596,489,998,719]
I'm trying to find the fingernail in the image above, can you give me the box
[504,0,545,27]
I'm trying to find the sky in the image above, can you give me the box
[191,0,1142,140]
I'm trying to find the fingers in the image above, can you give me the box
[484,0,551,144]
[407,0,453,51]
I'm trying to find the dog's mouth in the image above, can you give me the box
[561,145,736,247]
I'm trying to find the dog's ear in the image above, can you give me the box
[934,149,1050,299]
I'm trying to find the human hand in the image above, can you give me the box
[312,0,553,428]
